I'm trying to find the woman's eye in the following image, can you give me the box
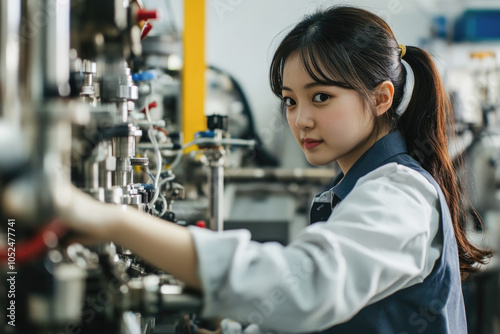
[283,97,296,107]
[313,93,330,103]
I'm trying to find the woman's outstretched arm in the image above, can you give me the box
[3,182,202,289]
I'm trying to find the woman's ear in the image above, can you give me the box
[374,80,394,116]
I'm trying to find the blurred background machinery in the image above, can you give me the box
[425,8,500,333]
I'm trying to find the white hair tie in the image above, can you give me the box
[395,59,415,116]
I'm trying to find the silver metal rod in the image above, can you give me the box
[84,161,99,189]
[0,0,21,123]
[224,168,337,183]
[208,164,224,232]
[137,143,175,150]
[20,0,70,103]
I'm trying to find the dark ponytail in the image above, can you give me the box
[398,47,492,279]
[269,6,492,280]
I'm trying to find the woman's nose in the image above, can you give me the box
[295,107,314,129]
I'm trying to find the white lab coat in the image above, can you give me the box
[188,163,441,333]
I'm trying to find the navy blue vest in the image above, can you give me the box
[310,132,466,334]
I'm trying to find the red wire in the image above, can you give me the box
[154,126,169,136]
[140,100,168,136]
[0,220,67,264]
[140,101,158,114]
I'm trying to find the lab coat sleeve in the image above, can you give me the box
[188,164,440,333]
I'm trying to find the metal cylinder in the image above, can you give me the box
[19,0,70,103]
[208,163,224,232]
[81,60,97,103]
[83,160,99,190]
[0,0,21,123]
[32,105,73,221]
[118,100,128,123]
[115,157,133,187]
[113,136,135,186]
[28,263,86,326]
[99,60,137,123]
[18,1,72,224]
[113,136,136,158]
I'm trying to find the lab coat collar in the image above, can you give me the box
[331,131,407,201]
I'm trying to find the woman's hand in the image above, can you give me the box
[2,180,121,240]
[53,184,124,239]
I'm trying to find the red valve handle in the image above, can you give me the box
[137,9,158,22]
[141,22,154,40]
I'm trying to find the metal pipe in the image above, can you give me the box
[0,0,21,123]
[83,161,99,190]
[224,168,338,183]
[20,0,70,103]
[208,160,224,232]
[16,0,72,223]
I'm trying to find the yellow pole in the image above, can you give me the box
[182,0,206,151]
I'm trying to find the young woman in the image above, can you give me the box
[4,5,491,333]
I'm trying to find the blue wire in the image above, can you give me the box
[146,171,156,183]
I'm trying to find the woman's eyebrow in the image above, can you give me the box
[304,82,324,89]
[282,82,324,91]
[305,81,347,89]
[282,81,347,92]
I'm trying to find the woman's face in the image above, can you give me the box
[282,52,377,172]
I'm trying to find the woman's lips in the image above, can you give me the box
[302,139,323,150]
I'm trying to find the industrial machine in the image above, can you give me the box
[0,1,210,333]
[0,1,336,333]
